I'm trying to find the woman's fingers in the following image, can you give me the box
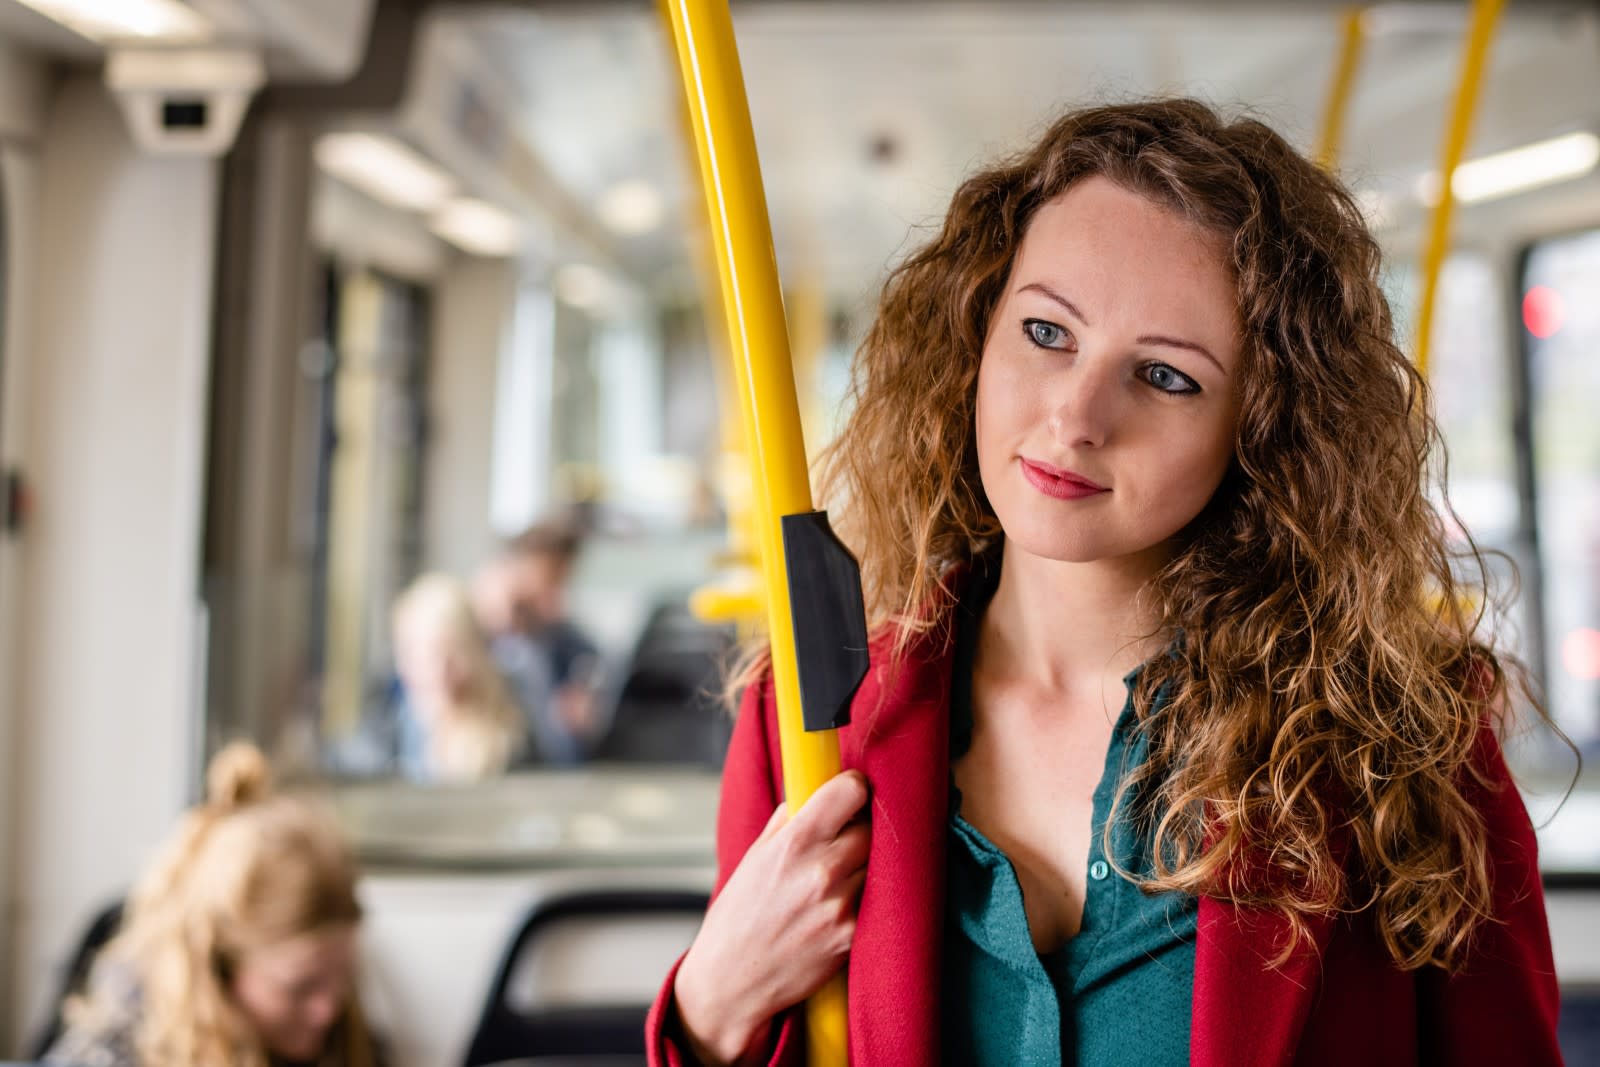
[786,770,870,847]
[674,767,872,1056]
[841,864,868,903]
[826,818,872,876]
[756,801,789,842]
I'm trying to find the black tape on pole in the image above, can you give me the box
[781,511,870,732]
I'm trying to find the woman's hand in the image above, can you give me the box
[673,770,872,1066]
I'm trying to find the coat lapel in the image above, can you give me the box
[841,625,953,1067]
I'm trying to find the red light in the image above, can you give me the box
[1561,628,1600,681]
[1522,285,1565,340]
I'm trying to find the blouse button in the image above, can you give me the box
[1089,859,1109,881]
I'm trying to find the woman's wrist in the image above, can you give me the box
[673,950,768,1066]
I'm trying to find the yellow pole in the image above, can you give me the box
[1315,8,1366,170]
[666,43,766,632]
[658,3,848,1062]
[788,271,830,455]
[1414,0,1506,378]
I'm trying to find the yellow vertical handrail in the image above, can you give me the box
[658,2,849,1063]
[667,50,766,632]
[1315,8,1366,170]
[1414,0,1506,378]
[788,271,830,455]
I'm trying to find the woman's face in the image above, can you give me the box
[230,924,357,1062]
[394,613,467,711]
[975,176,1243,571]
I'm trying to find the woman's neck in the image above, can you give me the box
[982,539,1170,697]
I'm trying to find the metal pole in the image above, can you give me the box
[659,2,850,1062]
[1414,0,1507,377]
[1315,8,1366,170]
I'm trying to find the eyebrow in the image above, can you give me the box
[1018,282,1227,375]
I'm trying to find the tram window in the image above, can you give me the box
[1384,255,1518,534]
[1389,254,1530,669]
[1387,252,1600,873]
[1424,256,1519,543]
[1421,257,1534,694]
[1525,229,1600,766]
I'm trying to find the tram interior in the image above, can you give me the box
[0,1,1597,1064]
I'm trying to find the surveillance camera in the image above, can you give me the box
[104,47,266,158]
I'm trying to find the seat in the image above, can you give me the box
[27,898,125,1059]
[461,888,708,1067]
[1561,986,1600,1065]
[592,602,734,767]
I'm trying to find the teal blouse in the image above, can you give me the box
[943,563,1197,1065]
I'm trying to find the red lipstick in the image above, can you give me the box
[1019,458,1108,500]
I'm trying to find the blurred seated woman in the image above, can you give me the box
[45,743,382,1067]
[386,572,526,782]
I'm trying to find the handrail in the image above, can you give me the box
[658,2,850,1062]
[1414,0,1507,377]
[1315,8,1366,170]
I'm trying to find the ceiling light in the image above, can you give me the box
[1414,132,1600,206]
[1453,133,1600,203]
[432,198,525,258]
[556,264,612,310]
[597,179,664,235]
[313,133,457,215]
[17,0,208,41]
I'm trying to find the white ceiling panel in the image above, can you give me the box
[402,3,1600,301]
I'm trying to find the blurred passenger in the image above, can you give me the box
[46,743,381,1067]
[473,521,603,764]
[388,572,526,782]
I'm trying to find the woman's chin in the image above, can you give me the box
[1000,524,1120,565]
[268,1030,327,1062]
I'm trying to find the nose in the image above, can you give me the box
[1046,357,1120,449]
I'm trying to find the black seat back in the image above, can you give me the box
[1561,986,1600,1064]
[462,888,708,1067]
[28,899,125,1058]
[593,603,734,767]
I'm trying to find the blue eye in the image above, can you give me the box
[1024,319,1071,349]
[1142,362,1201,395]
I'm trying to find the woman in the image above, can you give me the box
[47,743,381,1067]
[646,100,1563,1065]
[389,572,527,781]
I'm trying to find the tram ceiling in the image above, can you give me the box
[415,0,1591,12]
[392,0,1600,304]
[7,0,1591,299]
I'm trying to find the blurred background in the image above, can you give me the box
[0,1,1597,1063]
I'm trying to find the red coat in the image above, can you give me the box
[646,622,1562,1065]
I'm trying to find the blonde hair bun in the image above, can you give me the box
[205,742,273,810]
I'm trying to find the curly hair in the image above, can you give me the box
[67,743,377,1066]
[815,98,1546,971]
